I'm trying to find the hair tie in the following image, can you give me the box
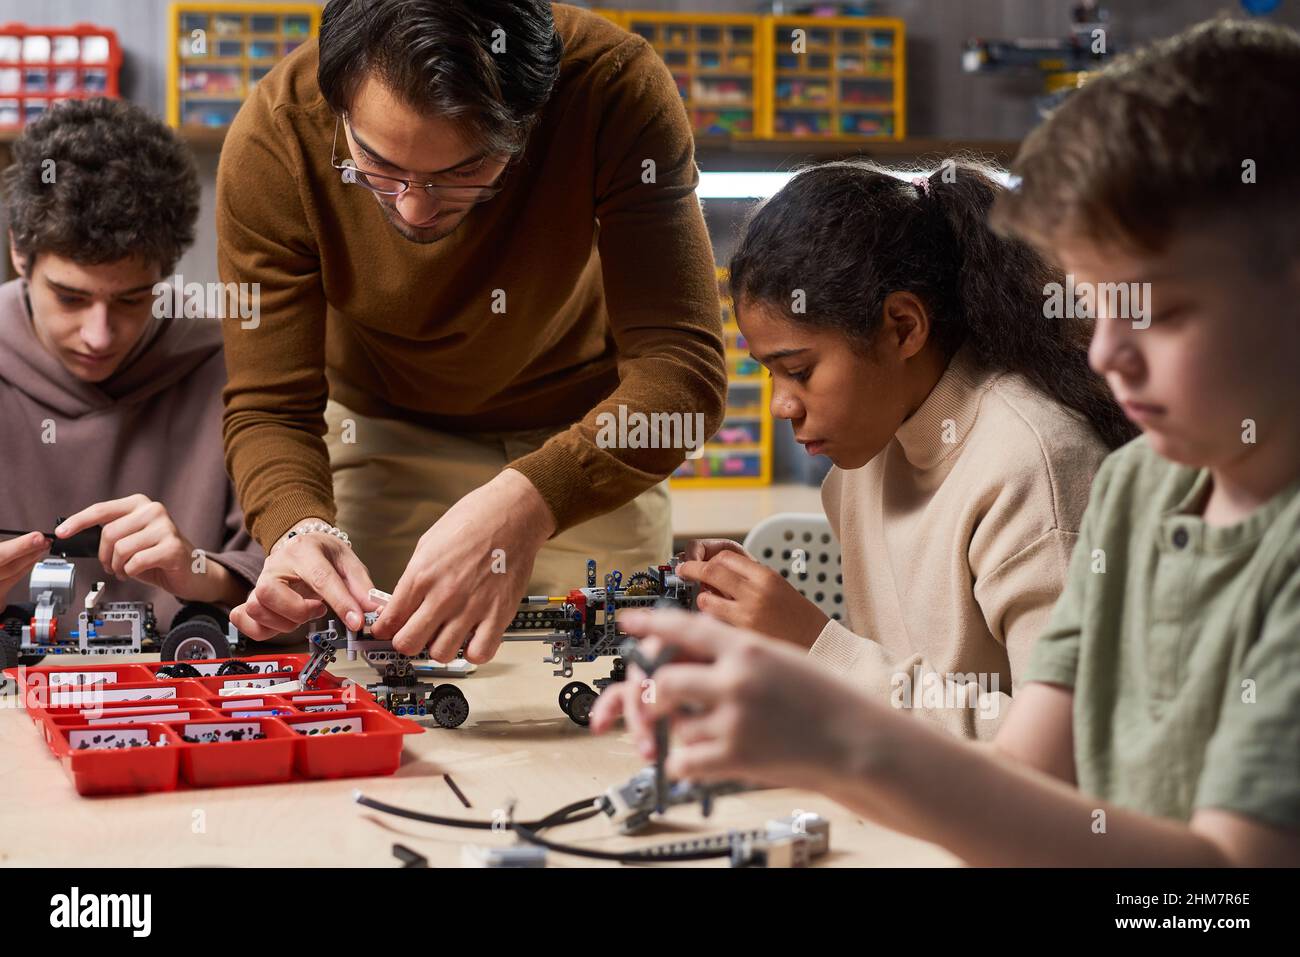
[912,176,931,198]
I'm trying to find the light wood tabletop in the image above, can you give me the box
[0,640,956,868]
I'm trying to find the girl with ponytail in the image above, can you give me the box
[676,159,1135,739]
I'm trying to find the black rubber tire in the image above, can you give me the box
[169,602,229,633]
[430,685,470,729]
[1,604,43,666]
[161,619,232,661]
[558,681,597,726]
[0,635,19,674]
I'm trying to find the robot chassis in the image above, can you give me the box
[298,558,698,729]
[502,557,699,725]
[1,557,244,672]
[302,611,473,729]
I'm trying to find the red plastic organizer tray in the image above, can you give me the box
[5,654,423,796]
[0,22,123,128]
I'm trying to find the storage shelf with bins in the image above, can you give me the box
[0,23,121,129]
[622,12,767,138]
[673,269,773,487]
[765,15,905,140]
[167,2,319,128]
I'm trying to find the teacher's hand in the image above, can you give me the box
[231,518,378,641]
[368,468,556,663]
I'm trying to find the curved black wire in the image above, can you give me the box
[355,790,733,864]
[354,790,601,831]
[510,822,730,864]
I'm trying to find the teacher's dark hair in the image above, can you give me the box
[318,0,563,157]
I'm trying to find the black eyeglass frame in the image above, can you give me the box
[329,116,510,204]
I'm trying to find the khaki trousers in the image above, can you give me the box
[324,399,672,596]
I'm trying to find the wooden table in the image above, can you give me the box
[0,641,955,868]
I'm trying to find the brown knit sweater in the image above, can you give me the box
[216,4,727,549]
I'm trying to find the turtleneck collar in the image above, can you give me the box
[894,344,998,471]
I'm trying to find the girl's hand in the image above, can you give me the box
[680,538,750,562]
[677,550,829,649]
[589,607,882,791]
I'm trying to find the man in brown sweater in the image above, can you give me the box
[217,1,726,662]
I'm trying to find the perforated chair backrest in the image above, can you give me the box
[742,513,845,622]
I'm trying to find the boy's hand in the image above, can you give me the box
[0,531,50,596]
[676,550,829,649]
[57,496,240,603]
[231,519,377,641]
[589,608,876,790]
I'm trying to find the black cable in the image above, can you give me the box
[354,789,600,831]
[356,789,734,864]
[510,821,732,864]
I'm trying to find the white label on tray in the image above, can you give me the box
[290,694,332,703]
[181,721,265,742]
[229,709,281,718]
[220,698,264,709]
[301,703,346,713]
[52,686,177,707]
[220,677,277,689]
[80,703,181,718]
[290,716,362,735]
[88,710,191,725]
[48,671,118,687]
[68,728,152,750]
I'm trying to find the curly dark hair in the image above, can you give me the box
[318,0,563,158]
[728,159,1137,451]
[1,97,199,274]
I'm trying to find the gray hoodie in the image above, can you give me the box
[0,278,263,631]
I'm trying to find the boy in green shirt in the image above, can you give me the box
[590,17,1300,865]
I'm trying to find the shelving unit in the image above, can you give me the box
[0,22,121,129]
[167,2,320,128]
[623,12,767,138]
[765,14,905,140]
[673,268,774,487]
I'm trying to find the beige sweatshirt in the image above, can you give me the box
[811,345,1109,739]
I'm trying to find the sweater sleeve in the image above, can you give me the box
[216,96,336,550]
[809,620,1020,742]
[506,36,728,534]
[201,478,267,606]
[808,520,1078,741]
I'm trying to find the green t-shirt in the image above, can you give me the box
[1024,436,1300,829]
